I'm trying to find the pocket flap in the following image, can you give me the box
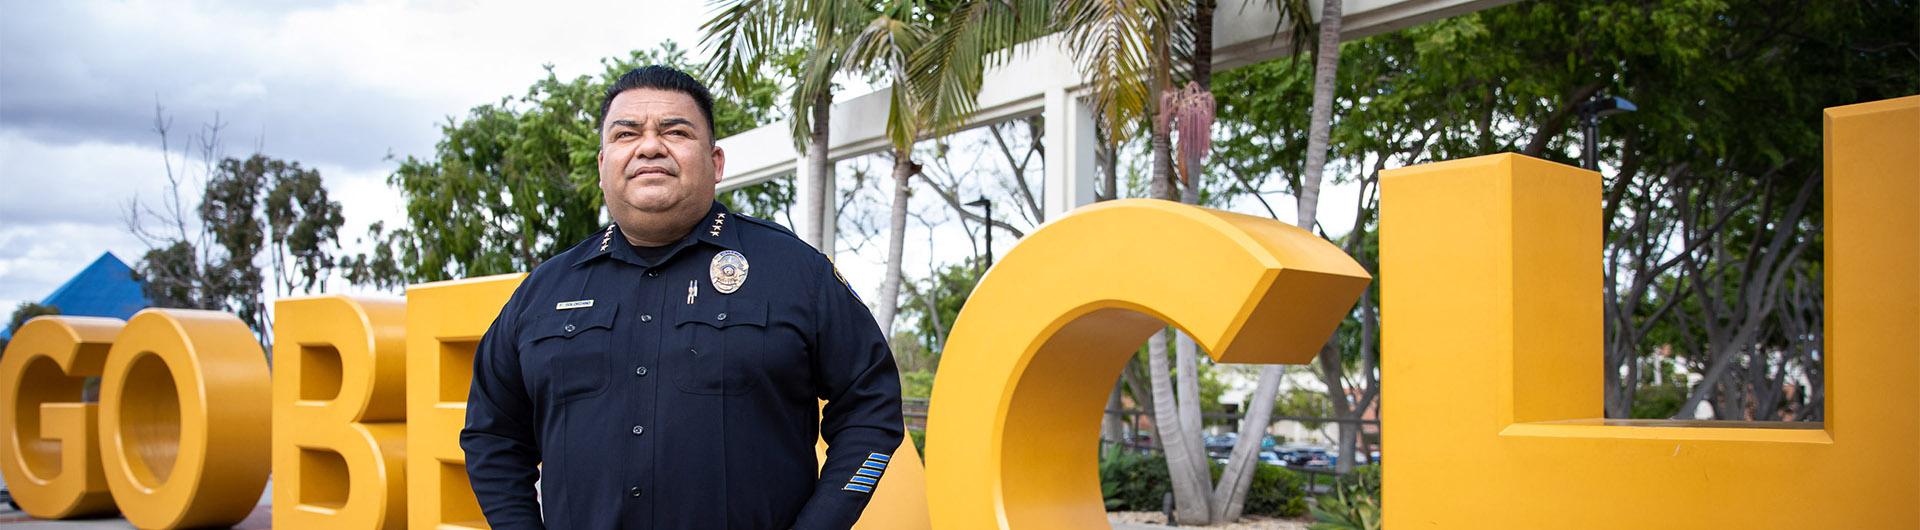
[526,302,620,341]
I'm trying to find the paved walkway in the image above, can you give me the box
[0,480,270,529]
[0,507,268,529]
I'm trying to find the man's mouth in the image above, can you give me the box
[630,167,675,178]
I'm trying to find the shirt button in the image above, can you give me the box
[631,425,645,435]
[646,270,660,278]
[629,486,643,498]
[634,366,649,376]
[564,324,576,333]
[640,314,653,323]
[716,312,728,321]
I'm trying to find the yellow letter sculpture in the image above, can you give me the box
[273,296,409,529]
[0,317,121,518]
[1380,96,1919,528]
[99,309,271,529]
[408,274,523,529]
[925,199,1372,529]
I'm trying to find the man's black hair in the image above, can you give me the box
[598,65,718,141]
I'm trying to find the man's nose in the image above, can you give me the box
[634,130,669,158]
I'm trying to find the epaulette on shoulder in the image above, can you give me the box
[542,223,621,272]
[733,213,802,240]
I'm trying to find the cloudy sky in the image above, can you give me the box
[0,0,714,311]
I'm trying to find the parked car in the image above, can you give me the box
[1258,450,1286,466]
[1204,433,1238,454]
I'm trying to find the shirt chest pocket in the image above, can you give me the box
[669,297,768,396]
[521,303,619,403]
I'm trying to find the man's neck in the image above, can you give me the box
[616,207,705,247]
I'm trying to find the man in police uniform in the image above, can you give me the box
[461,65,904,530]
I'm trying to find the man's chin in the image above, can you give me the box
[617,193,687,214]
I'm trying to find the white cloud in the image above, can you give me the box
[0,223,148,312]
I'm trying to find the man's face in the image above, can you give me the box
[598,87,725,222]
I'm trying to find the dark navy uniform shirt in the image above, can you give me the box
[461,201,904,530]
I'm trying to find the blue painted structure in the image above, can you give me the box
[1,252,152,341]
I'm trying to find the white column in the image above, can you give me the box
[1042,88,1099,221]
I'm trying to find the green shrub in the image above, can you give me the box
[1309,464,1381,530]
[1098,448,1171,511]
[900,369,936,400]
[1243,462,1309,517]
[1097,449,1308,518]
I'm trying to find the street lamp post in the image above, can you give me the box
[966,198,993,271]
[1576,95,1638,171]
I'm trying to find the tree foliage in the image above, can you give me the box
[127,110,345,343]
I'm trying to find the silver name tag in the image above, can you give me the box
[555,300,594,310]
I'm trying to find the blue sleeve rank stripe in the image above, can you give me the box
[844,453,892,493]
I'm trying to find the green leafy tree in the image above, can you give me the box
[260,157,346,297]
[128,118,343,345]
[153,156,341,333]
[898,257,983,362]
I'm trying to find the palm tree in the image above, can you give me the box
[842,0,938,336]
[703,0,864,248]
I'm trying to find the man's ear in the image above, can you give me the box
[711,145,726,184]
[596,147,610,195]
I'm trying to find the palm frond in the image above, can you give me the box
[788,37,844,150]
[845,5,937,152]
[907,0,1054,137]
[1055,0,1163,144]
[701,0,792,92]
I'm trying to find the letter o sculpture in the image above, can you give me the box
[100,309,271,529]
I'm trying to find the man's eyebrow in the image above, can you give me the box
[658,117,698,131]
[604,117,699,134]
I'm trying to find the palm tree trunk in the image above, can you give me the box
[1302,0,1355,476]
[1103,383,1126,446]
[1150,129,1175,201]
[1148,328,1212,524]
[805,92,833,248]
[1172,123,1217,523]
[1173,334,1212,472]
[1299,0,1342,233]
[1137,7,1215,525]
[875,150,915,335]
[1099,142,1126,444]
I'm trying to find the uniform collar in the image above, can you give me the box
[574,201,740,268]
